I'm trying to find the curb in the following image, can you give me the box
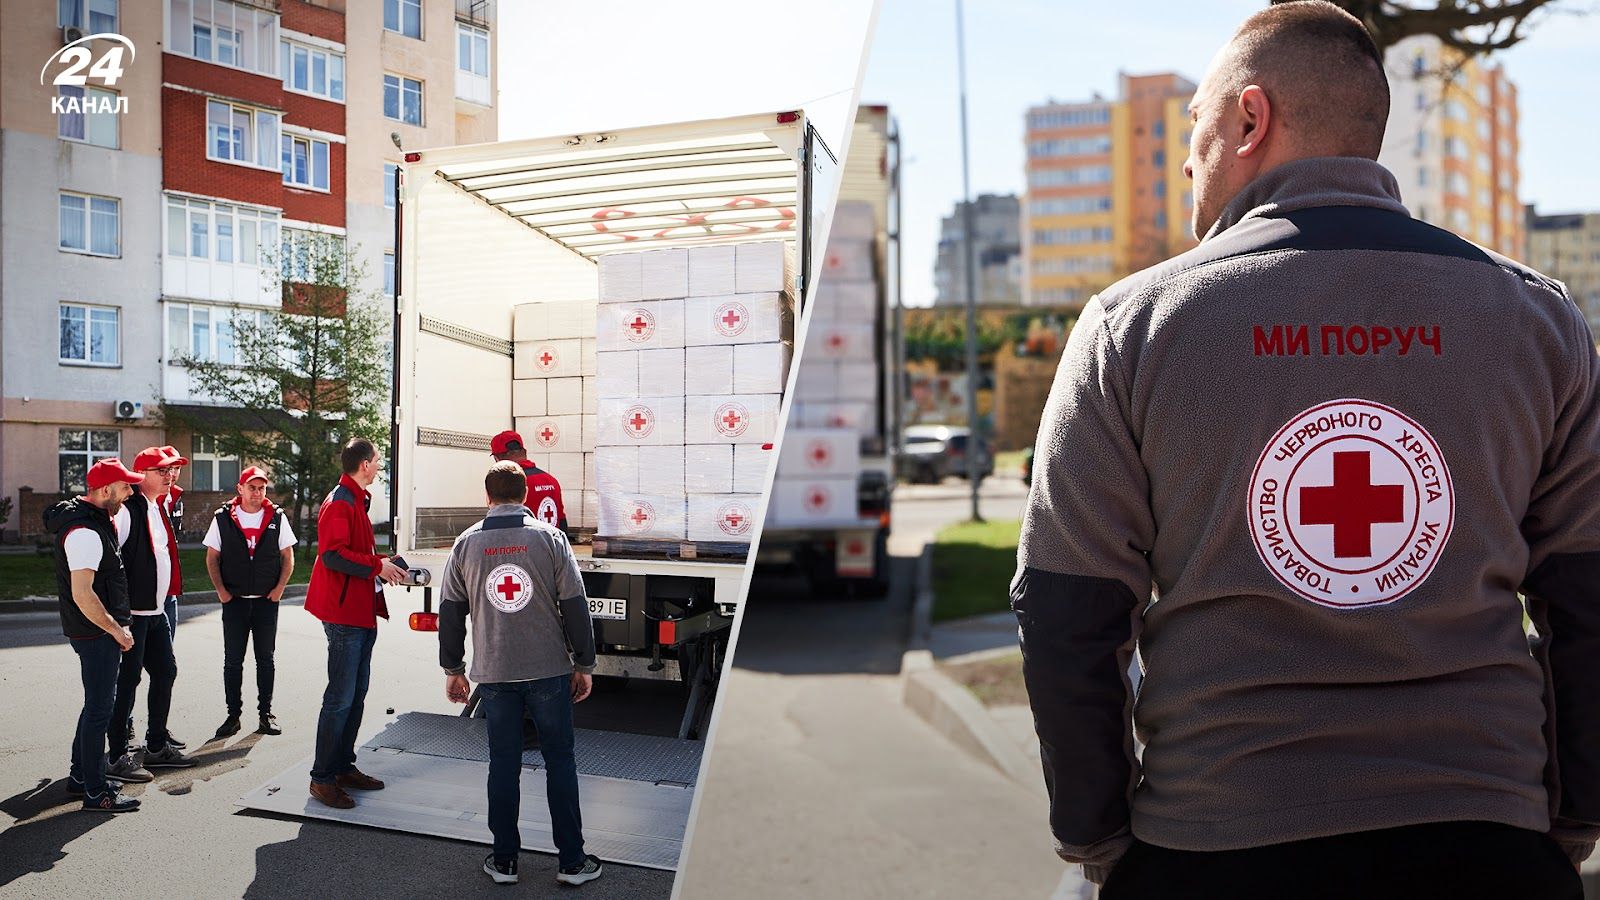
[899,541,1038,790]
[0,583,308,616]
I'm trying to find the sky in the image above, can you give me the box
[860,0,1600,307]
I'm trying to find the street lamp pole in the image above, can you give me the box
[955,0,983,522]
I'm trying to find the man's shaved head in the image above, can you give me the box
[1185,1,1392,239]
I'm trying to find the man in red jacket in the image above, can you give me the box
[490,430,567,532]
[305,438,405,809]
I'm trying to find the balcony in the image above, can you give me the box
[455,0,493,27]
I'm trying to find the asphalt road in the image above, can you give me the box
[0,595,677,899]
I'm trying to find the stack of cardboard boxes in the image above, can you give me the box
[591,241,794,546]
[511,300,599,529]
[769,201,880,526]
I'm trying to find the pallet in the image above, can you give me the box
[591,536,750,562]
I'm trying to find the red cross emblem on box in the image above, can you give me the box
[806,439,832,469]
[626,500,656,533]
[715,402,750,438]
[625,404,655,438]
[623,308,656,343]
[714,301,749,337]
[534,422,559,448]
[534,346,558,372]
[804,485,829,513]
[718,501,753,536]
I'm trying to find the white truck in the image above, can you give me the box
[389,111,837,739]
[755,105,897,595]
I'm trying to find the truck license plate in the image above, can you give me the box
[588,597,627,621]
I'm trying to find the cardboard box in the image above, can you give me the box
[684,444,733,494]
[581,338,597,374]
[684,293,791,347]
[778,428,860,477]
[598,493,686,541]
[547,301,595,339]
[797,401,873,435]
[596,350,639,398]
[544,452,585,494]
[639,445,685,495]
[834,361,878,402]
[514,338,583,379]
[794,357,838,400]
[584,452,596,491]
[641,249,689,300]
[513,303,546,341]
[513,414,582,455]
[684,346,734,396]
[684,393,781,444]
[821,240,874,284]
[581,490,599,530]
[735,241,789,294]
[596,396,686,446]
[595,446,639,494]
[687,494,761,543]
[733,341,791,394]
[597,299,686,352]
[830,200,877,241]
[512,379,546,417]
[582,414,597,451]
[812,281,878,323]
[688,245,737,297]
[582,376,598,415]
[733,443,773,494]
[770,476,857,525]
[599,253,643,303]
[547,377,585,416]
[638,348,687,398]
[810,323,875,361]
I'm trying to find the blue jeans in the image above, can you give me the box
[481,675,585,868]
[108,614,178,755]
[310,623,376,784]
[70,633,122,798]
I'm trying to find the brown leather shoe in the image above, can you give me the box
[309,781,354,809]
[336,769,385,791]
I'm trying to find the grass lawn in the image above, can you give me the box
[0,546,311,602]
[931,518,1021,622]
[993,449,1029,475]
[942,651,1027,707]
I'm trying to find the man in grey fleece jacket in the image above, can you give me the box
[439,461,602,887]
[1013,4,1597,897]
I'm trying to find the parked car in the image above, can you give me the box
[898,425,994,484]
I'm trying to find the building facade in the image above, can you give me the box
[0,0,496,538]
[1527,208,1600,334]
[933,193,1022,307]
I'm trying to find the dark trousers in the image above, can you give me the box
[1099,820,1584,900]
[222,596,279,717]
[164,595,177,641]
[481,675,585,869]
[108,614,177,756]
[310,623,375,784]
[69,634,122,798]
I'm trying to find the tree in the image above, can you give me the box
[1276,0,1577,56]
[163,232,391,542]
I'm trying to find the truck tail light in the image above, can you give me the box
[658,619,677,646]
[403,152,422,163]
[776,111,800,124]
[409,612,439,632]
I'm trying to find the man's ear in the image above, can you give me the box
[1236,84,1272,158]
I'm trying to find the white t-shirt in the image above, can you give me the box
[203,506,297,552]
[114,498,174,614]
[63,527,105,571]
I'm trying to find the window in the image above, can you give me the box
[60,0,118,31]
[1031,255,1112,275]
[1033,227,1114,245]
[1415,92,1426,111]
[1030,196,1111,216]
[1154,179,1166,198]
[383,251,395,297]
[1028,165,1112,188]
[1027,106,1110,130]
[59,192,120,256]
[281,39,344,102]
[1154,210,1167,229]
[207,99,280,168]
[281,133,330,190]
[280,227,345,283]
[1418,167,1430,187]
[384,0,421,38]
[1153,119,1165,138]
[57,85,119,148]
[1028,136,1112,158]
[189,435,243,490]
[384,163,398,210]
[165,196,279,265]
[1443,99,1468,121]
[384,74,423,125]
[456,23,491,104]
[169,0,279,76]
[1444,137,1468,159]
[59,303,120,365]
[167,302,265,364]
[60,429,121,494]
[1153,149,1165,168]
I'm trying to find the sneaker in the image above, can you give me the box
[163,730,187,750]
[556,855,602,886]
[309,781,355,809]
[335,769,384,791]
[483,853,518,885]
[107,752,154,784]
[142,745,197,769]
[65,776,85,798]
[258,714,282,736]
[214,715,241,740]
[82,790,140,813]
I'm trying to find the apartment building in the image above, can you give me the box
[0,0,496,538]
[933,193,1022,307]
[1527,207,1600,334]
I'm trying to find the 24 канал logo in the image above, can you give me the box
[41,32,136,117]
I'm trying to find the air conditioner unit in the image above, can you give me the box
[62,25,86,46]
[114,399,144,420]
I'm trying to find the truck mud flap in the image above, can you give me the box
[237,712,701,870]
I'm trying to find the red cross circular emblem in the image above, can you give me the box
[715,402,750,438]
[717,501,753,536]
[485,563,531,613]
[624,404,655,439]
[534,345,558,373]
[714,301,749,337]
[623,308,657,343]
[625,500,656,533]
[806,439,832,469]
[1248,399,1454,608]
[534,422,559,448]
[804,485,830,513]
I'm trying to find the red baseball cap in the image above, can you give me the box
[87,458,144,491]
[490,430,524,456]
[132,445,188,471]
[158,445,190,466]
[238,465,271,486]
